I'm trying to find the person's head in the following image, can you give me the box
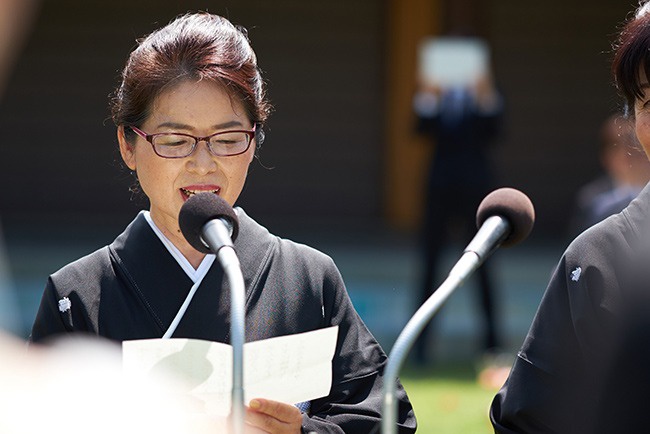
[111,12,270,144]
[612,1,650,160]
[109,12,271,239]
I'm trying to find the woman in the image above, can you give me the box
[30,12,416,434]
[491,2,650,432]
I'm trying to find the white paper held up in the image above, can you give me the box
[122,326,338,416]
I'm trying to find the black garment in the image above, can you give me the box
[414,89,502,362]
[31,209,416,433]
[491,182,650,433]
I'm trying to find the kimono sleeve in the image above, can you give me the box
[30,276,71,343]
[30,248,109,343]
[301,256,417,433]
[490,252,612,433]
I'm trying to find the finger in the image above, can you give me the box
[245,407,283,433]
[249,398,302,424]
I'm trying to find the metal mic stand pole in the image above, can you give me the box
[218,246,246,434]
[381,216,509,434]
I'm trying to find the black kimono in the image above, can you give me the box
[31,209,417,433]
[491,182,650,433]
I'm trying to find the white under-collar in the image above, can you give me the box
[142,211,216,283]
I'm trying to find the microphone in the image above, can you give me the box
[476,187,535,247]
[178,193,246,434]
[178,193,239,253]
[452,187,535,278]
[381,187,535,434]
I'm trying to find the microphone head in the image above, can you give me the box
[476,187,535,247]
[178,193,239,253]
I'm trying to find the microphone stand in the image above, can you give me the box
[381,216,509,434]
[204,221,246,434]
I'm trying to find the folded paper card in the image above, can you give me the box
[123,326,338,416]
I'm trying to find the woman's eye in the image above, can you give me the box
[635,98,650,110]
[156,135,193,147]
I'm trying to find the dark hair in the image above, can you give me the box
[612,2,650,114]
[110,12,271,142]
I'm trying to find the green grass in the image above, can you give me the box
[400,363,497,434]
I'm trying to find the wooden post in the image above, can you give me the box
[384,0,440,230]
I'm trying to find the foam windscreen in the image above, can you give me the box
[178,193,239,253]
[476,187,535,247]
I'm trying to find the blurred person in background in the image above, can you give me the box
[412,40,504,365]
[0,0,37,97]
[569,113,650,237]
[491,2,650,432]
[28,12,416,433]
[0,0,39,336]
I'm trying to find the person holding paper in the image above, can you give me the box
[491,2,650,432]
[412,37,504,365]
[29,12,416,434]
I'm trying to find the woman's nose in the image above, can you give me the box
[186,140,217,174]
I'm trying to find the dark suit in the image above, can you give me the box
[414,87,503,362]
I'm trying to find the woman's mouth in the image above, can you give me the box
[180,187,220,201]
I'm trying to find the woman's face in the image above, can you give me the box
[635,74,650,159]
[118,79,255,240]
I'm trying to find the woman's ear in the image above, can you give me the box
[117,126,136,170]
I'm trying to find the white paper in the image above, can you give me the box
[418,36,489,88]
[122,326,338,416]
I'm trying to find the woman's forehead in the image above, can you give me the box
[147,80,248,127]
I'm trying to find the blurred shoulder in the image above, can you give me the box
[566,184,650,265]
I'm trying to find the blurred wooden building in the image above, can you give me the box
[0,0,633,240]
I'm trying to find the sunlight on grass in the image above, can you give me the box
[400,364,499,434]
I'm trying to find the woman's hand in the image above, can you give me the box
[244,398,303,433]
[471,72,500,110]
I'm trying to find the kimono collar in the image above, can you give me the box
[110,208,279,305]
[232,207,278,292]
[142,210,216,283]
[620,181,650,244]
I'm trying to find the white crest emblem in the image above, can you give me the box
[570,267,582,282]
[58,297,72,313]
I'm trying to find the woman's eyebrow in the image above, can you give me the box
[155,120,244,130]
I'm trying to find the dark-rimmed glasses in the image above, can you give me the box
[129,125,256,158]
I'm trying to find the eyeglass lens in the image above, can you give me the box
[153,132,251,157]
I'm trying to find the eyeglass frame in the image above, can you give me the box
[128,124,257,158]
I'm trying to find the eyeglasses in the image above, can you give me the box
[129,125,256,158]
